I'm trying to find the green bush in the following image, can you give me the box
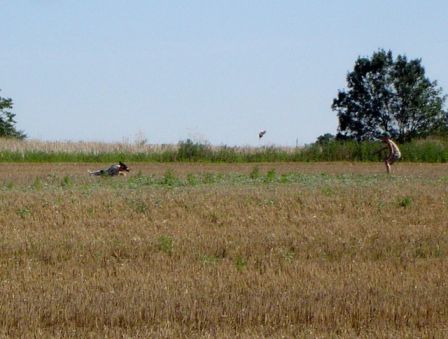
[177,139,212,161]
[158,235,174,255]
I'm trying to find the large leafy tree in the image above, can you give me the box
[332,50,447,142]
[0,91,26,139]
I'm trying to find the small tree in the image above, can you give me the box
[332,50,447,142]
[315,133,335,145]
[0,91,26,139]
[177,139,211,161]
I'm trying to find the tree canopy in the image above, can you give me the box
[332,50,447,142]
[0,91,26,139]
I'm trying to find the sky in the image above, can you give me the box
[1,1,447,146]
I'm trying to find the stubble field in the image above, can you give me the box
[0,162,447,338]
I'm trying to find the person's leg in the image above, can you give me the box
[387,154,399,173]
[384,159,391,174]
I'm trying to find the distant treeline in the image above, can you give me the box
[0,138,448,163]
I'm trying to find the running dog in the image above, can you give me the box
[89,161,130,176]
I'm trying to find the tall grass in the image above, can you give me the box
[1,137,448,163]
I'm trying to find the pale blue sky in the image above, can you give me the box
[1,1,447,146]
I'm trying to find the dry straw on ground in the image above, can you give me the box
[0,162,447,337]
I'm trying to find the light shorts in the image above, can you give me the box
[387,152,401,164]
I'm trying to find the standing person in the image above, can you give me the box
[379,133,401,174]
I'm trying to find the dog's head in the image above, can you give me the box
[118,161,130,173]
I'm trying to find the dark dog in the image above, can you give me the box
[89,161,130,176]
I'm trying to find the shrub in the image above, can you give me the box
[399,196,413,208]
[264,169,277,183]
[158,235,174,255]
[249,166,260,179]
[235,256,247,271]
[162,169,179,186]
[177,139,211,161]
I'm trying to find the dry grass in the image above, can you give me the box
[0,162,448,338]
[0,138,297,154]
[0,138,174,154]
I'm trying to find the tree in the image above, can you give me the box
[0,91,26,139]
[332,50,447,142]
[315,133,335,145]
